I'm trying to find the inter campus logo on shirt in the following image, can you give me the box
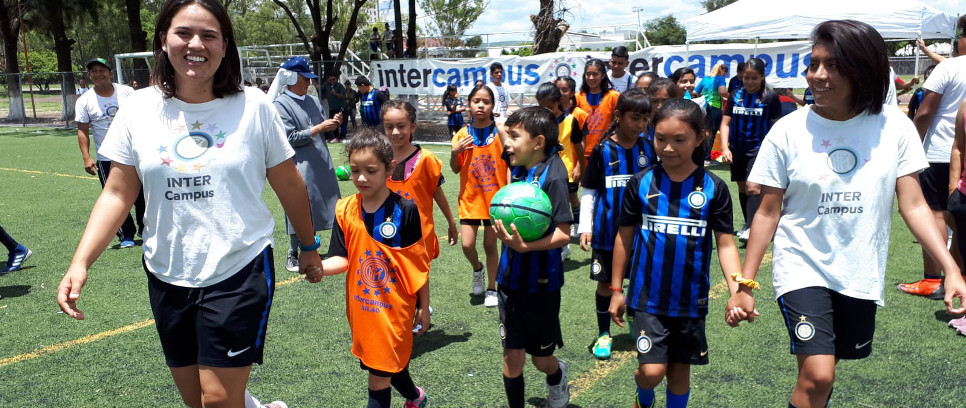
[815,139,866,215]
[103,102,119,118]
[159,120,228,202]
[470,153,500,192]
[353,249,398,313]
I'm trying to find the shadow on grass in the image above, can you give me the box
[468,293,484,306]
[0,284,31,298]
[411,329,472,359]
[933,309,959,324]
[528,396,584,408]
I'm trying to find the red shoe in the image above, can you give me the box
[897,278,945,299]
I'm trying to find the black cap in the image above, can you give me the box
[354,75,372,86]
[86,58,111,71]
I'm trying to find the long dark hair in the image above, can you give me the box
[555,76,578,108]
[810,20,888,116]
[151,0,242,99]
[535,82,563,112]
[441,84,458,106]
[654,98,706,165]
[580,59,613,94]
[467,84,495,121]
[600,88,651,144]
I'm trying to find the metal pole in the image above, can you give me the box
[17,0,36,120]
[632,6,644,51]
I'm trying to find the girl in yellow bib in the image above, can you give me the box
[306,130,430,408]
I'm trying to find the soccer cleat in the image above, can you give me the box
[544,360,570,408]
[484,289,498,307]
[736,226,750,243]
[1,244,32,274]
[285,252,299,273]
[119,238,136,248]
[263,401,288,408]
[403,386,428,408]
[472,264,485,296]
[591,333,613,359]
[897,278,944,299]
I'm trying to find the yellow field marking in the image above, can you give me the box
[0,275,304,368]
[565,251,773,403]
[0,166,97,181]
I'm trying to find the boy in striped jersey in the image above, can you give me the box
[356,75,388,128]
[493,107,573,408]
[610,99,743,408]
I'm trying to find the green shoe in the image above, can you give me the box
[591,333,612,359]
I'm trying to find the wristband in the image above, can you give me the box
[609,286,623,293]
[730,272,760,290]
[299,236,321,252]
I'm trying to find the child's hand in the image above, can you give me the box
[579,232,592,252]
[452,135,474,154]
[609,291,626,327]
[493,219,527,252]
[447,222,458,246]
[571,166,582,184]
[414,307,430,335]
[725,288,758,326]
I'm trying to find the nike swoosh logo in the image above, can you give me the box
[540,343,554,350]
[700,350,708,357]
[227,346,251,357]
[854,340,872,349]
[609,160,620,166]
[646,193,661,199]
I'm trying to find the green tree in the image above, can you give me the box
[701,0,736,12]
[0,0,27,120]
[418,0,486,48]
[233,0,303,45]
[272,0,371,75]
[644,14,685,46]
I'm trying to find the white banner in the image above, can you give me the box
[368,41,814,96]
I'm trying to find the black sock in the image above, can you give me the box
[596,293,611,335]
[367,387,391,408]
[391,367,420,400]
[546,366,563,386]
[747,194,762,228]
[504,375,525,408]
[572,206,580,224]
[738,193,749,223]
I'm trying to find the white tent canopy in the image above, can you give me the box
[684,0,957,43]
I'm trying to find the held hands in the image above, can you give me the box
[57,267,89,320]
[299,251,323,283]
[452,135,474,155]
[609,291,626,327]
[725,287,759,327]
[579,232,592,252]
[492,219,526,252]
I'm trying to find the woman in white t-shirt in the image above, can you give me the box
[57,1,320,407]
[726,20,966,408]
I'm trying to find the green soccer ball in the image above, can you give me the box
[489,182,553,242]
[335,165,350,181]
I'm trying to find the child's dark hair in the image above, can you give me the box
[490,62,504,74]
[810,20,889,115]
[580,59,613,94]
[669,67,695,85]
[647,78,679,99]
[467,84,496,120]
[505,106,560,156]
[441,84,458,106]
[601,88,651,142]
[346,128,394,170]
[744,57,768,88]
[535,82,563,109]
[381,99,416,123]
[654,99,706,164]
[611,46,629,59]
[555,76,578,106]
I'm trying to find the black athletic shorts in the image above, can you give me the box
[920,162,950,211]
[460,218,493,227]
[777,286,877,360]
[729,149,759,182]
[147,246,275,368]
[589,249,617,282]
[498,285,563,357]
[629,308,708,365]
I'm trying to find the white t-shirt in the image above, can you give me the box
[749,106,928,305]
[921,55,966,163]
[487,82,508,117]
[74,84,134,161]
[99,87,295,287]
[884,67,898,106]
[610,71,637,93]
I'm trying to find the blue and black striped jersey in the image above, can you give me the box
[803,88,814,105]
[329,192,423,256]
[725,88,782,152]
[359,90,387,127]
[498,154,573,293]
[618,165,733,317]
[581,136,656,250]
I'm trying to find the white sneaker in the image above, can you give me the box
[544,360,570,408]
[484,289,498,307]
[736,226,749,243]
[285,252,299,272]
[561,244,571,261]
[472,264,485,296]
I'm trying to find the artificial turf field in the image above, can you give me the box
[0,126,964,407]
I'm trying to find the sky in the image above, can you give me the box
[460,0,966,44]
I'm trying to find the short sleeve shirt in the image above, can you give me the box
[921,55,966,163]
[75,84,135,160]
